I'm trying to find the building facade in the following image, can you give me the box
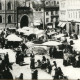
[44,0,59,28]
[59,0,80,35]
[0,0,44,29]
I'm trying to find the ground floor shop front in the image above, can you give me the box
[58,21,80,36]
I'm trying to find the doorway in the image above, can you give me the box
[20,15,28,28]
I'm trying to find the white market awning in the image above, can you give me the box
[42,41,62,46]
[6,34,22,41]
[61,22,66,28]
[58,22,63,27]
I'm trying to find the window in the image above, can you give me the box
[46,18,49,22]
[77,25,79,35]
[51,18,53,22]
[46,12,49,15]
[7,2,11,10]
[56,18,58,22]
[57,1,59,4]
[46,2,48,5]
[53,18,56,22]
[0,16,2,23]
[51,11,53,15]
[0,3,2,10]
[68,12,70,18]
[54,1,56,5]
[8,15,11,23]
[55,11,58,14]
[39,8,41,11]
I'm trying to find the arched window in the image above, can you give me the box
[7,2,11,10]
[8,15,11,23]
[54,1,56,5]
[0,3,2,10]
[57,1,59,4]
[0,16,2,23]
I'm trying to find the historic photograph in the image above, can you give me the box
[0,0,80,80]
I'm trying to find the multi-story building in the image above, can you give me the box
[44,0,59,29]
[32,1,44,29]
[59,0,80,35]
[0,0,44,29]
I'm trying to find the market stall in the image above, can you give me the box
[5,34,22,48]
[25,42,48,55]
[36,41,63,58]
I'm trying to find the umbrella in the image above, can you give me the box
[6,34,22,41]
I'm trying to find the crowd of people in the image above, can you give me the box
[30,52,68,80]
[0,27,79,80]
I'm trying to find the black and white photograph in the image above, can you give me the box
[0,0,80,80]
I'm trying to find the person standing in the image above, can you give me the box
[49,47,53,58]
[16,47,21,64]
[30,53,35,69]
[53,61,57,68]
[32,69,38,80]
[19,73,23,80]
[41,56,47,69]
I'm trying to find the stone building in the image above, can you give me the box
[59,0,80,35]
[44,0,59,29]
[0,0,44,29]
